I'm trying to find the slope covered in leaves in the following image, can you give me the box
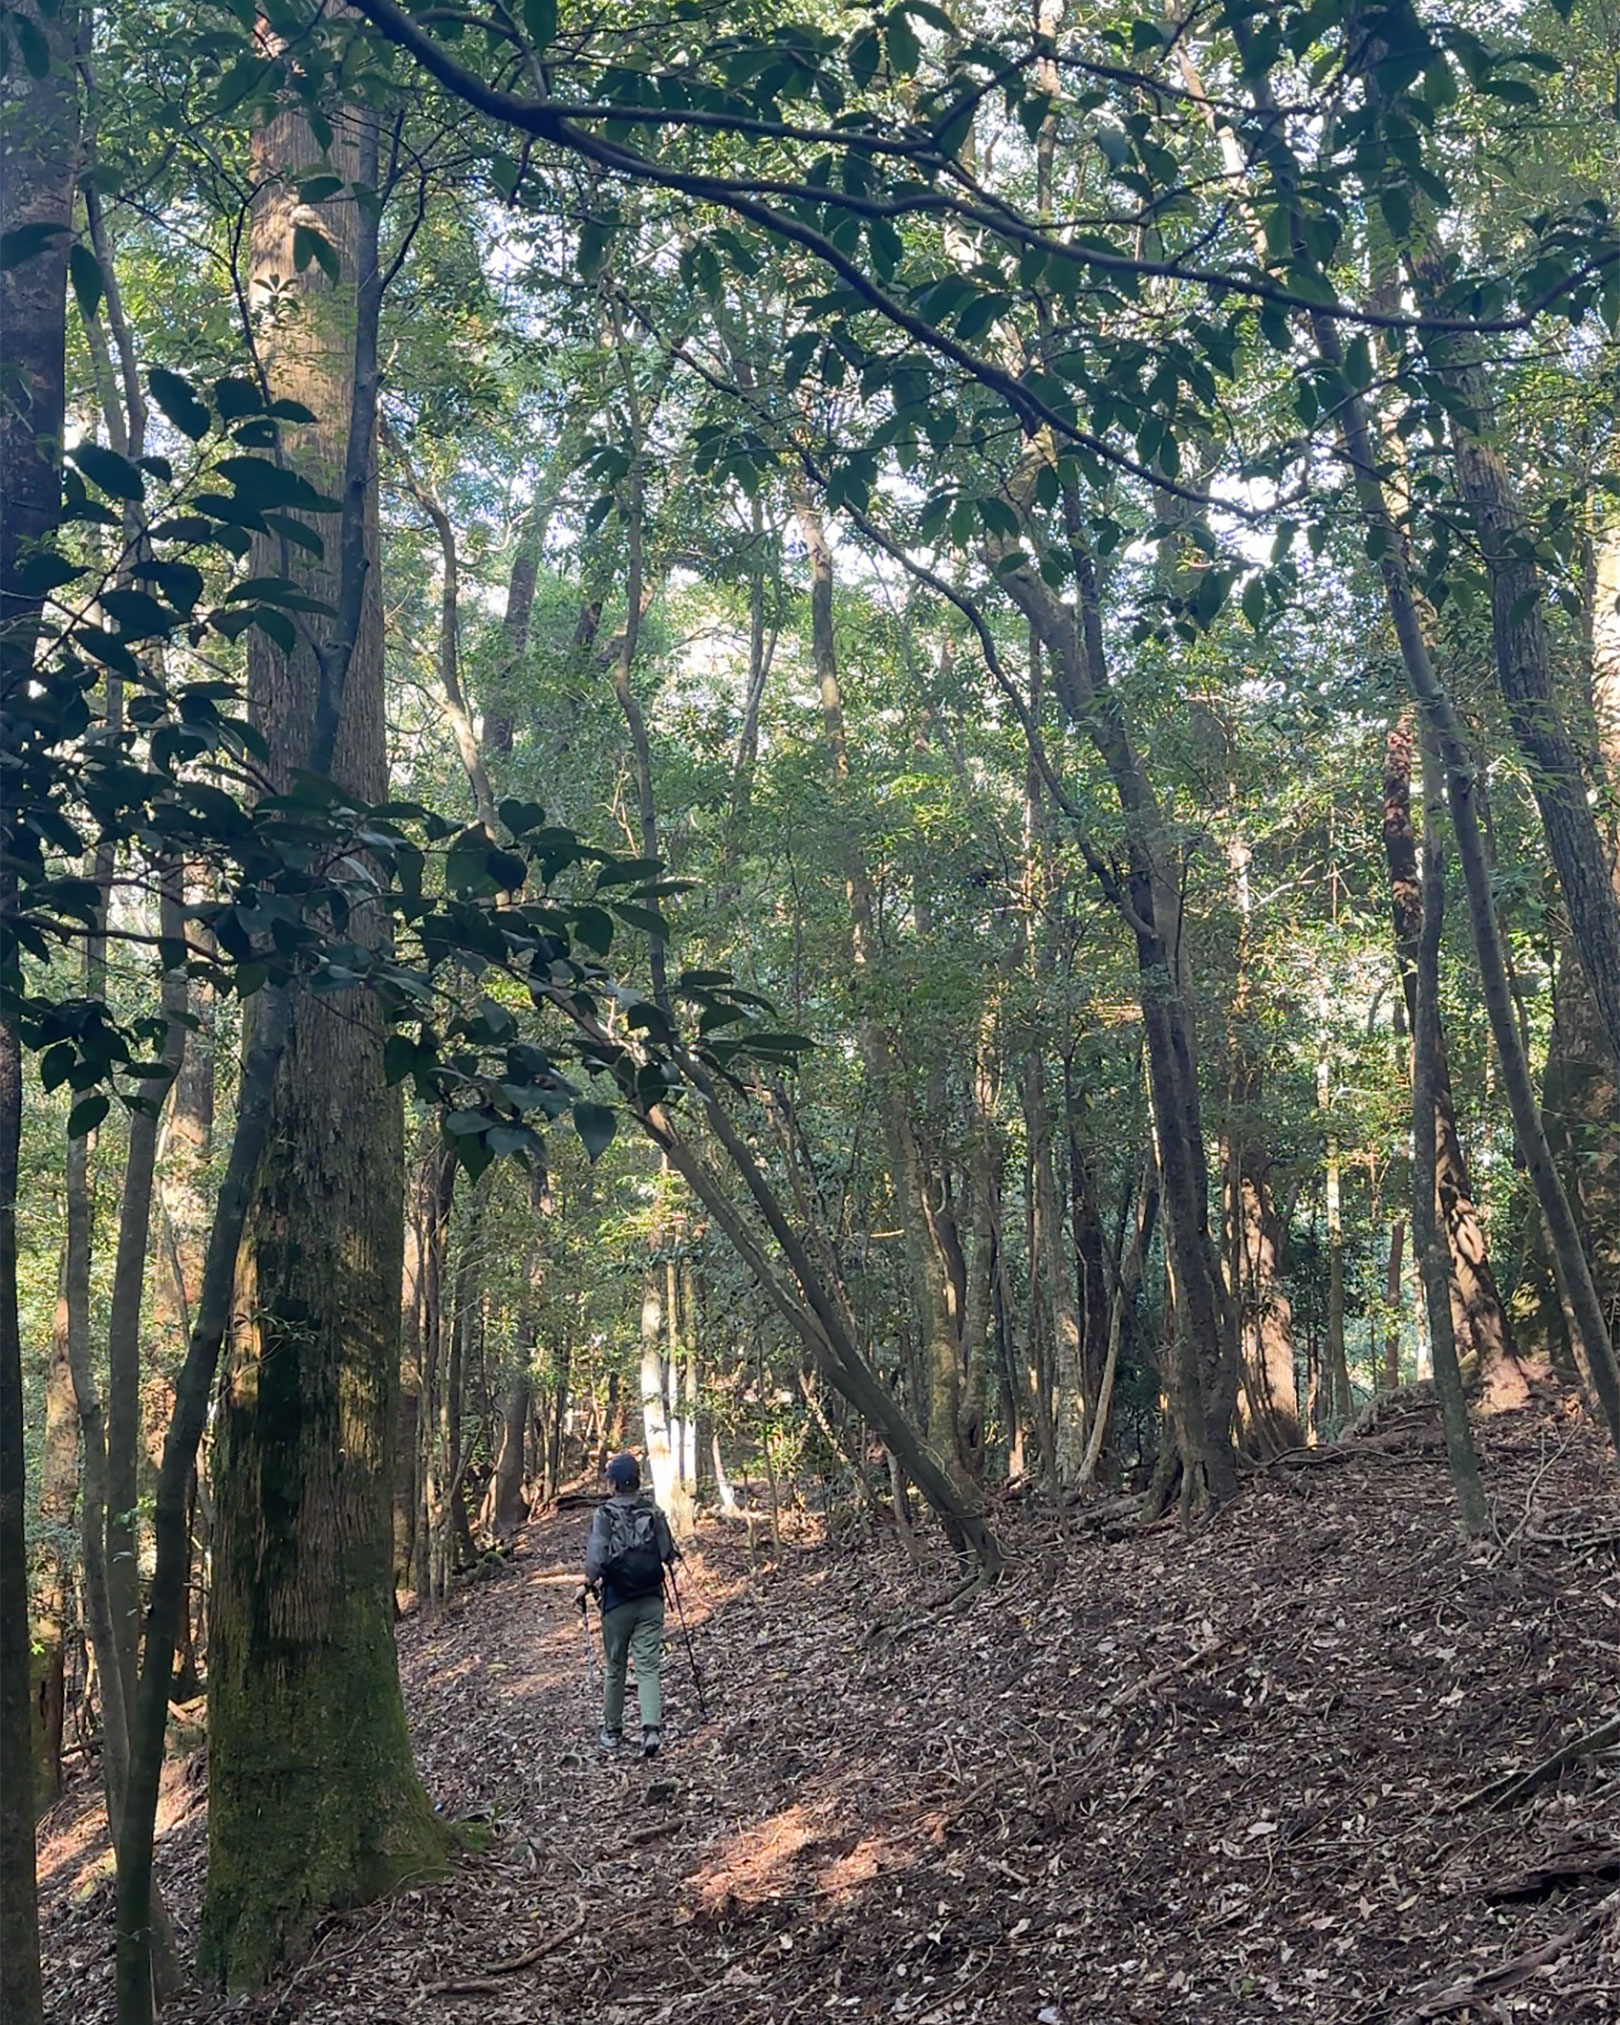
[38,1403,1620,2023]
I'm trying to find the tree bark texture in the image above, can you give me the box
[201,106,444,1990]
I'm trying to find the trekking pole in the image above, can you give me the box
[578,1588,598,1696]
[666,1563,709,1722]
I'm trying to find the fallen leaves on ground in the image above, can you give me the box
[37,1399,1620,2022]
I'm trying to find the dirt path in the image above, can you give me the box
[37,1407,1620,2023]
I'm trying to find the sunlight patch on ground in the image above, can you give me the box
[690,1800,824,1910]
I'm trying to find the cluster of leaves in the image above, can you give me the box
[3,358,811,1166]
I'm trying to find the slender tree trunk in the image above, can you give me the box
[1027,1050,1087,1479]
[201,104,444,1991]
[479,1377,531,1540]
[1381,715,1527,1404]
[1315,329,1620,1455]
[1384,1220,1405,1390]
[1223,1057,1301,1454]
[33,1291,77,1810]
[104,880,189,1718]
[1533,515,1620,1344]
[959,1032,998,1473]
[0,28,76,1980]
[1412,304,1620,1077]
[640,1277,676,1506]
[995,515,1238,1504]
[793,487,968,1479]
[1412,740,1490,1534]
[383,419,497,830]
[1,1010,44,2025]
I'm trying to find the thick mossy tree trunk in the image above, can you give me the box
[200,107,445,1990]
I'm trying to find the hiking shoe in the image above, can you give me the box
[598,1727,622,1752]
[641,1726,661,1761]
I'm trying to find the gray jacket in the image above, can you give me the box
[586,1490,676,1612]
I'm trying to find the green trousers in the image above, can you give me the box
[600,1593,664,1733]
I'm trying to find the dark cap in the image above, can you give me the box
[605,1451,641,1491]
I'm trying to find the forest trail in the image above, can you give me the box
[37,1406,1620,2025]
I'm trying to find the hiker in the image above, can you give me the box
[582,1451,677,1759]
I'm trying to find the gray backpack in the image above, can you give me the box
[600,1496,663,1596]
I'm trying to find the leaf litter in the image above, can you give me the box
[36,1399,1620,2022]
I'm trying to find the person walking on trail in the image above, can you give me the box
[584,1451,677,1759]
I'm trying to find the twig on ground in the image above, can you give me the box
[1459,1711,1620,1812]
[1391,1884,1620,2021]
[422,1910,585,1995]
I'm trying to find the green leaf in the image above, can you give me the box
[148,368,212,441]
[572,905,614,955]
[572,1101,616,1162]
[101,588,173,638]
[292,224,340,281]
[885,14,920,75]
[14,14,51,78]
[594,857,662,888]
[70,441,145,501]
[222,576,336,614]
[297,174,345,204]
[849,27,880,87]
[40,1043,76,1092]
[523,0,557,46]
[10,551,84,595]
[611,901,670,938]
[247,605,297,653]
[68,243,104,321]
[1,221,71,270]
[383,1034,419,1085]
[1241,575,1266,629]
[214,377,263,420]
[68,1093,110,1139]
[261,511,325,555]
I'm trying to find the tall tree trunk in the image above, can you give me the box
[1223,1069,1301,1454]
[1412,736,1490,1535]
[1313,327,1620,1455]
[383,418,496,830]
[479,1377,530,1540]
[994,505,1238,1505]
[639,1277,676,1508]
[1,1015,45,2025]
[1313,1000,1354,1434]
[201,104,444,1991]
[1413,307,1620,1077]
[418,1143,456,1611]
[1,21,77,2008]
[1384,1219,1405,1391]
[1027,1050,1087,1479]
[1381,715,1528,1405]
[959,1030,999,1473]
[104,881,189,1719]
[793,487,968,1479]
[33,1290,77,1810]
[1533,514,1620,1345]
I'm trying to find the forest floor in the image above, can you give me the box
[36,1398,1620,2024]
